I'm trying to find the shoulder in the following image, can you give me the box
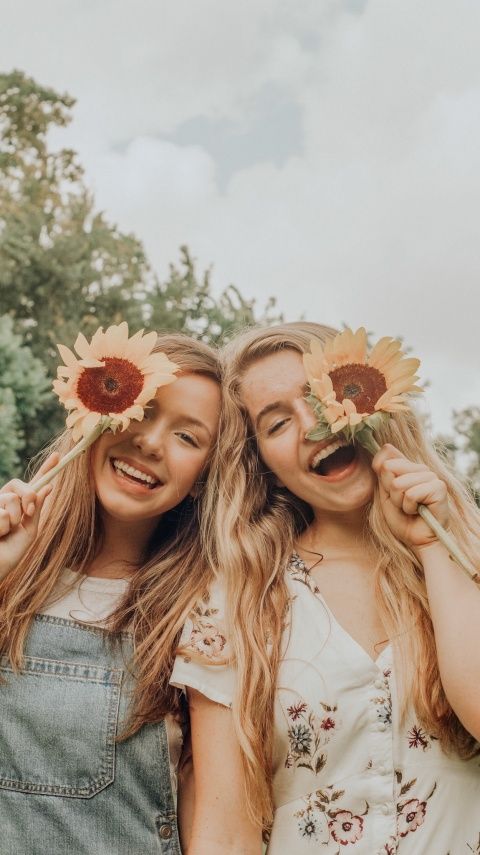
[179,577,229,663]
[171,577,234,708]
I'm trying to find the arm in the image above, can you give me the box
[186,688,262,855]
[177,732,195,852]
[373,443,480,740]
[417,540,480,741]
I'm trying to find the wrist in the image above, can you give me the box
[411,538,448,565]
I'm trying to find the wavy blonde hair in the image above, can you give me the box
[0,333,220,734]
[212,321,480,828]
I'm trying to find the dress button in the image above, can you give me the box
[159,824,173,840]
[374,678,384,689]
[380,803,392,815]
[377,722,387,732]
[377,765,386,775]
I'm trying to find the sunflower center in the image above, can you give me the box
[329,363,387,414]
[76,357,144,414]
[104,377,119,393]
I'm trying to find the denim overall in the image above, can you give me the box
[0,614,182,855]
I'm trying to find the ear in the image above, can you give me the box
[189,483,200,499]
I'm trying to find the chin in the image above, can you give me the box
[346,478,375,509]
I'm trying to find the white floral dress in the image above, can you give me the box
[171,556,480,854]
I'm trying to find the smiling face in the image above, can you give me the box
[90,372,220,531]
[240,349,376,517]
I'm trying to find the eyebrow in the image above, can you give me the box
[254,384,310,430]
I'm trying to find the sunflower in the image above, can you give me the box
[53,322,179,441]
[303,327,421,439]
[302,328,480,587]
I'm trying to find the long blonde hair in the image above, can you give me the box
[212,321,480,828]
[0,333,221,733]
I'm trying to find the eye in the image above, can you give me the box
[267,418,290,436]
[176,431,200,448]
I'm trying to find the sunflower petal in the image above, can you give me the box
[142,352,179,376]
[57,366,75,379]
[383,358,420,384]
[110,414,131,432]
[369,337,401,368]
[303,352,320,381]
[74,332,94,361]
[66,409,86,428]
[81,411,102,435]
[57,344,79,368]
[88,327,106,359]
[331,417,349,432]
[77,358,105,369]
[310,374,334,401]
[64,397,81,410]
[121,405,145,421]
[351,327,368,364]
[99,323,130,357]
[126,330,158,365]
[342,398,358,416]
[348,412,364,426]
[136,384,160,406]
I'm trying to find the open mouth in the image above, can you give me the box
[310,440,357,478]
[111,458,161,490]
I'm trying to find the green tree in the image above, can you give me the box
[452,407,480,503]
[0,70,281,361]
[0,70,282,471]
[0,70,150,376]
[146,244,280,344]
[0,315,52,480]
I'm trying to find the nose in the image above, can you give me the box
[296,399,318,439]
[130,421,164,459]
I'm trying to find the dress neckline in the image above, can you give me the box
[288,553,392,669]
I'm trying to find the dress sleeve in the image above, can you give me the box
[170,581,236,708]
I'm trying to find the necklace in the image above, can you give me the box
[294,544,324,572]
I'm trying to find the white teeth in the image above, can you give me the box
[310,439,348,470]
[112,459,159,486]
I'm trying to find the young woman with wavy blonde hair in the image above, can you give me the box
[172,321,480,854]
[0,333,221,855]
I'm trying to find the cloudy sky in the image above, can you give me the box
[2,0,480,435]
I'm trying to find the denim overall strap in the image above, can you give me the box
[0,614,182,855]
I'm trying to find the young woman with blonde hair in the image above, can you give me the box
[172,322,480,854]
[0,333,221,855]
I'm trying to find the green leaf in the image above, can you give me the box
[306,423,332,442]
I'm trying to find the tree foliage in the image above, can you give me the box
[452,407,480,502]
[0,70,281,472]
[0,315,52,480]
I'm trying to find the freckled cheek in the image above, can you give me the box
[169,448,206,492]
[260,443,297,483]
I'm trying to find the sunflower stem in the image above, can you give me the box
[362,435,480,585]
[32,417,112,493]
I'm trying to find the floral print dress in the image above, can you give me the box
[171,556,480,854]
